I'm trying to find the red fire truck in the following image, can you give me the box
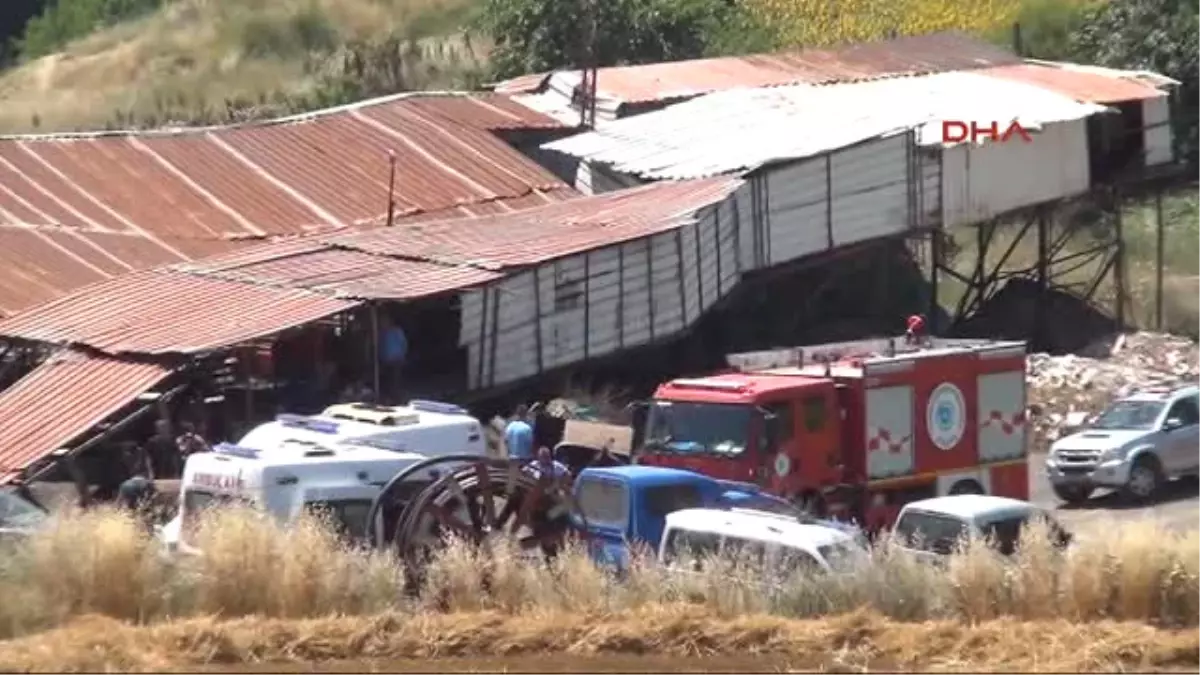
[633,336,1029,532]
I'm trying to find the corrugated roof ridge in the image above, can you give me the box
[0,91,556,143]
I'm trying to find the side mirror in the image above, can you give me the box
[1163,417,1184,431]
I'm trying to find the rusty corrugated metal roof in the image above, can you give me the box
[0,92,577,317]
[181,247,504,301]
[0,229,243,316]
[322,176,744,267]
[0,350,173,483]
[497,32,1021,105]
[0,178,740,356]
[0,269,359,355]
[977,63,1170,103]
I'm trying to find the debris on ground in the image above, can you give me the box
[1027,331,1199,452]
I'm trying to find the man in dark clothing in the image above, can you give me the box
[145,419,179,479]
[176,422,210,461]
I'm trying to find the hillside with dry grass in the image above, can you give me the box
[0,507,1195,671]
[0,0,486,133]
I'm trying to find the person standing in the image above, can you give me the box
[504,404,535,461]
[378,315,409,402]
[145,419,179,479]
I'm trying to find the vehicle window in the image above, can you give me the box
[575,477,629,529]
[765,402,795,445]
[1165,397,1200,426]
[645,401,753,455]
[662,528,721,568]
[0,488,47,530]
[305,499,374,540]
[894,510,968,554]
[775,547,825,577]
[1092,400,1166,431]
[181,489,254,535]
[722,535,767,567]
[980,513,1072,555]
[642,484,706,520]
[802,396,827,433]
[816,542,861,573]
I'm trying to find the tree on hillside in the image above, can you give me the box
[1068,0,1199,168]
[477,0,775,80]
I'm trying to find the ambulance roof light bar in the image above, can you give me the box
[408,399,469,415]
[277,414,340,434]
[213,443,261,459]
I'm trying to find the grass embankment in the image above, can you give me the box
[0,508,1195,671]
[0,0,483,134]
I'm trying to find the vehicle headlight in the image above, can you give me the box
[1098,446,1124,462]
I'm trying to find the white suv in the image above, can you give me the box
[1046,385,1200,503]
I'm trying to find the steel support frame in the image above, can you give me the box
[934,197,1128,330]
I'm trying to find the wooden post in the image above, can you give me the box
[371,304,381,400]
[1155,191,1165,330]
[386,151,397,228]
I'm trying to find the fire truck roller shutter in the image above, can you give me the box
[937,468,991,496]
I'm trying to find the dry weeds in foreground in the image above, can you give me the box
[0,507,1195,664]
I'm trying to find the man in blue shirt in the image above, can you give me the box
[504,404,534,460]
[378,315,408,402]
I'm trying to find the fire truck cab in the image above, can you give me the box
[635,336,1029,532]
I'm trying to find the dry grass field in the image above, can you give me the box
[0,507,1195,672]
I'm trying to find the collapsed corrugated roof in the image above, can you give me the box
[0,351,174,483]
[0,92,578,317]
[543,70,1119,180]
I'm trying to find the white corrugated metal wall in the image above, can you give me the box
[574,161,645,195]
[458,200,741,388]
[457,132,925,390]
[737,133,918,271]
[939,120,1091,227]
[1143,96,1174,166]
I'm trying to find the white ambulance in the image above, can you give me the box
[160,400,488,552]
[238,400,487,457]
[159,440,427,552]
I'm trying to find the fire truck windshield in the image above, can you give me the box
[644,400,752,455]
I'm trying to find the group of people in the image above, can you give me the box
[114,419,212,512]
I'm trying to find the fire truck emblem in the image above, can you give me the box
[927,382,965,450]
[774,453,791,477]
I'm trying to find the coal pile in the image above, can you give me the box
[1026,332,1199,453]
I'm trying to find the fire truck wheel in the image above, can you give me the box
[1051,484,1094,504]
[947,479,985,496]
[1122,455,1163,503]
[793,490,827,517]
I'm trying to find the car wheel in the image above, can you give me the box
[1122,456,1163,502]
[1051,483,1093,504]
[948,479,984,495]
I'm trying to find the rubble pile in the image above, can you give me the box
[1026,332,1199,452]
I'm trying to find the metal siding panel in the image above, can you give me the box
[1143,97,1173,166]
[765,158,828,265]
[649,232,683,336]
[977,371,1026,463]
[865,385,915,479]
[619,240,652,346]
[830,135,910,246]
[495,272,535,332]
[942,120,1090,227]
[585,248,622,357]
[919,149,943,228]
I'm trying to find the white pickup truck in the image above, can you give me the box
[1046,385,1199,503]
